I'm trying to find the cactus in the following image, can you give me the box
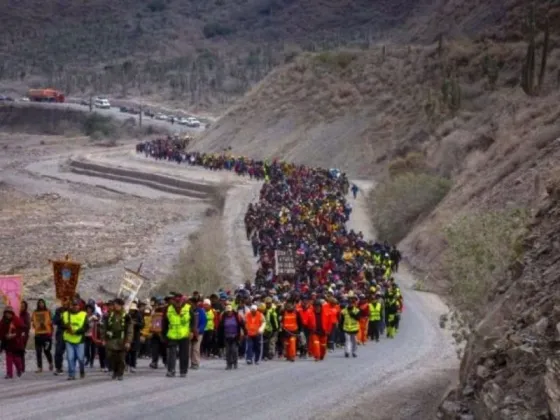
[521,3,550,96]
[483,55,500,89]
[449,76,462,114]
[441,78,451,105]
[437,33,444,57]
[424,90,437,121]
[521,4,536,95]
[537,15,550,93]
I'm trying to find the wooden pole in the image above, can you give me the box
[136,262,143,274]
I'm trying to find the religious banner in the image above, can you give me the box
[117,268,146,311]
[51,257,81,301]
[32,311,52,335]
[151,312,163,333]
[0,275,23,314]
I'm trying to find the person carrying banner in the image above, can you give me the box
[149,299,167,369]
[62,298,89,380]
[32,299,54,373]
[162,294,198,378]
[102,298,133,381]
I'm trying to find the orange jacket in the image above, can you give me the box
[297,305,314,329]
[309,308,333,335]
[328,303,340,325]
[245,311,264,337]
[359,302,370,319]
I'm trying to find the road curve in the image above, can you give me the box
[0,152,455,420]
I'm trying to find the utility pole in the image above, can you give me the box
[139,104,143,127]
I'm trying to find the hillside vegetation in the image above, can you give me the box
[0,0,547,110]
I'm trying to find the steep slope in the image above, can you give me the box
[1,0,552,109]
[196,36,560,177]
[439,171,560,419]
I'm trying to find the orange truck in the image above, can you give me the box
[27,88,65,103]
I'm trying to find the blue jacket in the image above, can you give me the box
[195,307,207,335]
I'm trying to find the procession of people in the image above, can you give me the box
[0,143,403,380]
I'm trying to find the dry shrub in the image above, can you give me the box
[154,215,227,296]
[388,152,429,178]
[443,209,528,318]
[314,50,358,69]
[370,173,451,244]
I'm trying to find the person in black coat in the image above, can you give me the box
[125,303,144,373]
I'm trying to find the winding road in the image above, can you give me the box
[0,104,457,419]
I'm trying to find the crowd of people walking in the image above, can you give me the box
[0,141,403,380]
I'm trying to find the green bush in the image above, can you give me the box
[443,209,528,317]
[82,113,116,137]
[370,173,452,244]
[388,152,430,178]
[314,51,357,69]
[203,22,234,39]
[147,0,166,13]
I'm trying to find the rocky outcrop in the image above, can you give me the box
[438,173,560,419]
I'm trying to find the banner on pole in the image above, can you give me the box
[0,275,23,314]
[51,258,81,301]
[117,268,146,311]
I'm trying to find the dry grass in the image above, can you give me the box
[152,215,227,296]
[369,172,452,244]
[151,183,229,295]
[442,209,528,319]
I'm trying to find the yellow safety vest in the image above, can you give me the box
[62,311,87,344]
[341,307,360,333]
[205,309,215,331]
[166,304,191,340]
[368,302,382,321]
[264,309,277,333]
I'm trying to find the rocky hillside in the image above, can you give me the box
[0,0,544,109]
[439,171,560,419]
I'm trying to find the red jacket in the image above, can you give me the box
[0,315,26,352]
[297,305,314,329]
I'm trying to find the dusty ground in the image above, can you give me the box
[0,133,207,299]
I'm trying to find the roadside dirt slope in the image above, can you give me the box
[439,172,560,419]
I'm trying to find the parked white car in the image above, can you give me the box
[177,117,189,125]
[94,97,111,109]
[185,117,201,127]
[155,113,168,121]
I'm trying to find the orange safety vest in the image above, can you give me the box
[245,311,264,337]
[283,311,298,332]
[32,310,52,335]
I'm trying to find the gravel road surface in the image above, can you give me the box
[1,153,457,419]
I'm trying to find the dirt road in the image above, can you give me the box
[1,150,457,420]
